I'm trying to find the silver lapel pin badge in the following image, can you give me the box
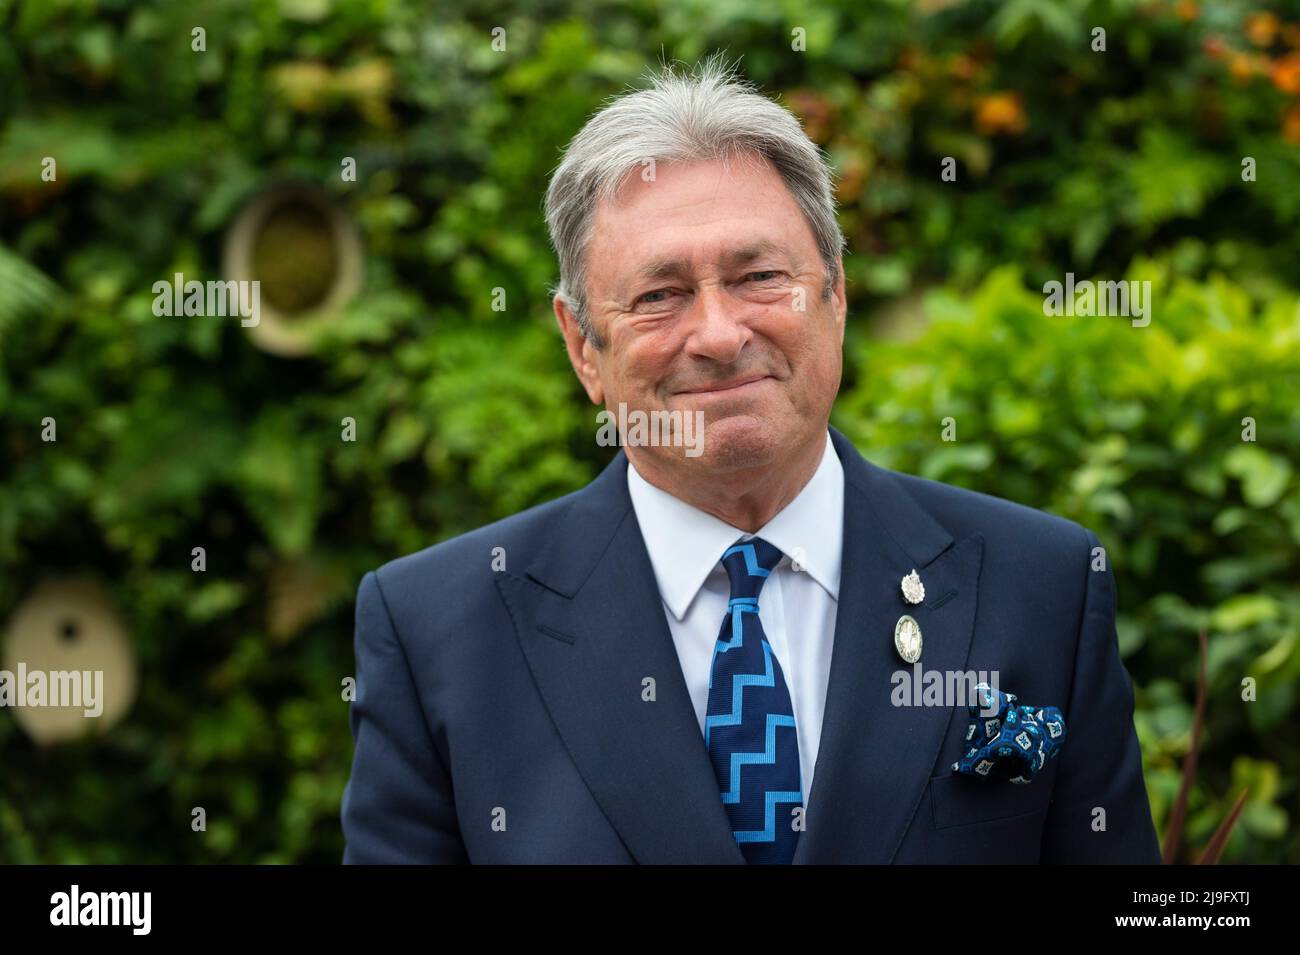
[895,614,923,664]
[901,568,925,605]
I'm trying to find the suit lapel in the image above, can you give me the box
[494,451,744,864]
[792,429,985,863]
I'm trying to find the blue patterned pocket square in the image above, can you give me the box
[952,683,1066,784]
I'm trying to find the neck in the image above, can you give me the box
[628,430,828,532]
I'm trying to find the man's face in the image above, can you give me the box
[556,154,846,474]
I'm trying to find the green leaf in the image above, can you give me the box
[1223,447,1292,508]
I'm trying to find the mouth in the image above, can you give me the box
[676,374,773,396]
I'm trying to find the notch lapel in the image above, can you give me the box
[792,429,985,863]
[494,451,744,864]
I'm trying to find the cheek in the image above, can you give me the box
[771,317,827,370]
[774,318,842,396]
[615,332,680,391]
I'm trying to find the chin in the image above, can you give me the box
[695,415,784,471]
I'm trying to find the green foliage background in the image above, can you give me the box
[0,0,1296,862]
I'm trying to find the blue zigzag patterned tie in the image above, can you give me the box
[704,536,802,864]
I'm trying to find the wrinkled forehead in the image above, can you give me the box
[585,154,814,289]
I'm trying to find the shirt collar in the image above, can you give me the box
[626,430,844,621]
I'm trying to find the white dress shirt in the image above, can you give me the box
[626,430,844,805]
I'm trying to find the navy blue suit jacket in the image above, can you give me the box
[341,428,1161,863]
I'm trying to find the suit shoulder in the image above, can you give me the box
[879,468,1104,638]
[369,486,584,599]
[887,469,1094,562]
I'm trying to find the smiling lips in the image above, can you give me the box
[677,374,772,395]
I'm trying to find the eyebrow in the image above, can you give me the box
[626,239,791,289]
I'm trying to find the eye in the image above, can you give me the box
[635,287,682,308]
[746,270,782,283]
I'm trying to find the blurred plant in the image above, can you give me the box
[1161,629,1250,864]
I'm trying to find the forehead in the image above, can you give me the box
[586,154,816,291]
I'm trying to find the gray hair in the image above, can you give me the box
[543,53,845,347]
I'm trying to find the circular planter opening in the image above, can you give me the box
[222,184,362,357]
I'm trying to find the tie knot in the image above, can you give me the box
[720,537,784,603]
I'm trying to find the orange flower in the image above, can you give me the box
[949,54,979,80]
[1283,104,1300,144]
[1202,34,1227,59]
[1271,52,1300,93]
[1229,52,1265,82]
[974,91,1027,135]
[1174,0,1199,21]
[1246,12,1280,47]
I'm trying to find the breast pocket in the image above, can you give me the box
[929,772,1051,830]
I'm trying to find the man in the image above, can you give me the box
[341,57,1161,864]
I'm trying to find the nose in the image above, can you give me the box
[682,283,751,364]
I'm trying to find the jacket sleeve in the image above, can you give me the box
[341,570,467,863]
[1039,529,1162,863]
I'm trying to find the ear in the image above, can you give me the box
[553,294,605,405]
[831,255,847,344]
